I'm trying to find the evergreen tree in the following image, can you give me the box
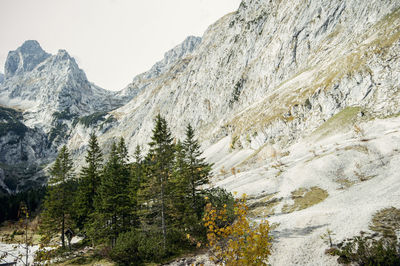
[182,124,212,219]
[96,138,132,247]
[170,141,193,229]
[75,133,103,231]
[132,144,142,184]
[40,145,75,249]
[128,145,143,227]
[139,114,175,252]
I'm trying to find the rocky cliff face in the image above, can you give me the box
[1,0,400,263]
[67,1,400,264]
[88,0,399,155]
[0,41,122,133]
[4,40,50,78]
[117,36,202,103]
[0,41,124,192]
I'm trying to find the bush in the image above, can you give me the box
[332,232,400,265]
[206,187,236,227]
[110,229,166,265]
[204,194,272,265]
[78,112,108,127]
[110,230,141,265]
[136,231,165,263]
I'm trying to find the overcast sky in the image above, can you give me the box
[0,0,241,91]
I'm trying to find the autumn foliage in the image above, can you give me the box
[204,194,272,265]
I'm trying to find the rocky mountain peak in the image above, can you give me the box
[146,35,201,79]
[4,40,50,78]
[55,49,72,60]
[117,35,201,102]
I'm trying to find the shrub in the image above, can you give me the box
[206,187,236,227]
[110,230,141,265]
[204,194,272,265]
[136,231,165,262]
[78,112,108,127]
[110,229,167,265]
[331,232,400,265]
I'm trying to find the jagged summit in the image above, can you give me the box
[0,41,122,132]
[1,1,400,264]
[4,40,50,78]
[146,35,201,79]
[117,35,201,102]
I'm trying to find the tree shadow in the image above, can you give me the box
[271,224,328,241]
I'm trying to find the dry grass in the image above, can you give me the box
[369,207,400,239]
[335,178,356,189]
[0,218,41,245]
[248,194,280,218]
[282,187,328,213]
[343,144,369,154]
[312,107,362,139]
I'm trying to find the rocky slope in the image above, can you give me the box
[0,36,204,192]
[0,41,124,192]
[0,40,122,133]
[67,0,400,264]
[117,36,201,103]
[79,0,400,155]
[1,0,400,263]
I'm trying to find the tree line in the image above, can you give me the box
[39,114,235,264]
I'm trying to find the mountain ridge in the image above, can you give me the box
[1,0,400,264]
[117,35,202,103]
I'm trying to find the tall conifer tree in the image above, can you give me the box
[182,124,212,219]
[96,138,131,247]
[75,133,103,231]
[140,114,175,252]
[41,145,74,249]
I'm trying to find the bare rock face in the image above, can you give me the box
[0,41,123,191]
[65,2,400,263]
[0,42,123,133]
[0,73,4,84]
[1,0,400,263]
[4,40,50,78]
[117,36,201,102]
[90,0,399,155]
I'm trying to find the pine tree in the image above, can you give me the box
[132,144,142,184]
[128,145,143,227]
[40,145,75,249]
[170,141,188,225]
[139,114,175,252]
[182,124,212,219]
[96,138,132,247]
[75,133,103,231]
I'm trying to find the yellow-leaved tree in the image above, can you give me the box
[203,194,272,265]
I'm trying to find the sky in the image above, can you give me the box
[0,0,241,91]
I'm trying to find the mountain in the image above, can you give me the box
[1,0,400,263]
[87,0,400,153]
[4,40,51,78]
[0,73,4,84]
[67,0,400,264]
[0,41,122,133]
[117,36,202,103]
[0,41,124,193]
